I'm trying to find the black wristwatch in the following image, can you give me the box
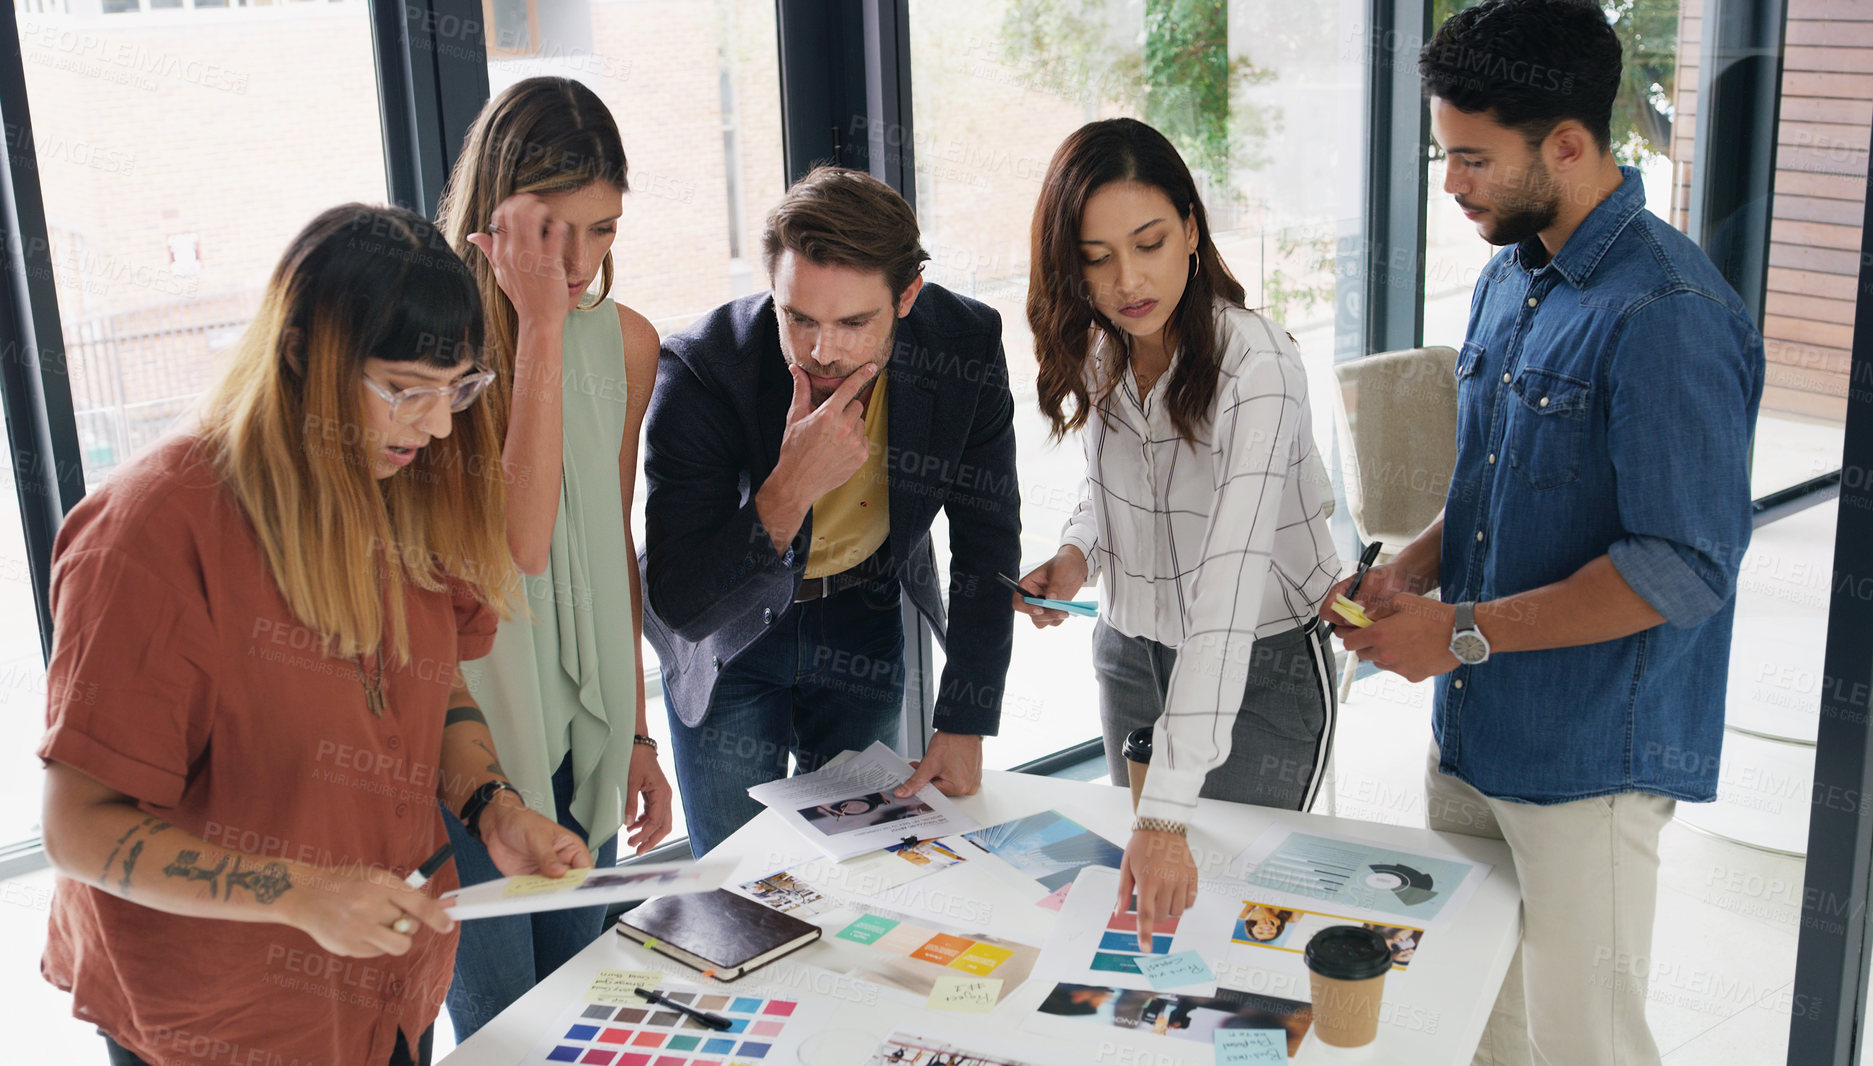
[460,780,521,842]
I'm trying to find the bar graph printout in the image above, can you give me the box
[1229,826,1491,927]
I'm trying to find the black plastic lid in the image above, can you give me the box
[1122,726,1153,763]
[1303,925,1392,981]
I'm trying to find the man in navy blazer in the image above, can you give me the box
[642,167,1021,854]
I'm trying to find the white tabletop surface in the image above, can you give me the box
[441,770,1521,1066]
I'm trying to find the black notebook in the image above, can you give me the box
[615,888,822,981]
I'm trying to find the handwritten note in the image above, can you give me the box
[583,970,663,1006]
[1136,949,1216,990]
[925,975,1001,1013]
[501,866,592,898]
[1214,1028,1287,1064]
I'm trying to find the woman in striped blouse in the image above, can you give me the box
[1015,118,1341,946]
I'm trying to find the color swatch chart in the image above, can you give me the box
[526,986,829,1066]
[834,911,1015,975]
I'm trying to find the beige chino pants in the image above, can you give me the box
[1425,743,1676,1066]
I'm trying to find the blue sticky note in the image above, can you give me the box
[1136,949,1215,990]
[1214,1029,1287,1064]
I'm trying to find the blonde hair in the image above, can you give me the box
[436,76,629,436]
[196,204,516,665]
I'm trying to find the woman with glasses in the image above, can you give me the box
[38,204,592,1066]
[432,76,673,1037]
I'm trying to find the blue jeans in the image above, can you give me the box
[441,754,618,1042]
[669,581,906,856]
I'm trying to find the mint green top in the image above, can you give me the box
[461,298,636,847]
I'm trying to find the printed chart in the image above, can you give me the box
[1232,827,1490,925]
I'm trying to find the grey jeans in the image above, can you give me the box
[1093,618,1337,811]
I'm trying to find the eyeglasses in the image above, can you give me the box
[361,367,497,425]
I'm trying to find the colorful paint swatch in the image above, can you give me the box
[527,984,825,1066]
[836,912,900,944]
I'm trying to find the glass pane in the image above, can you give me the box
[484,0,786,843]
[13,1,389,852]
[909,0,1367,772]
[0,459,47,849]
[17,0,389,486]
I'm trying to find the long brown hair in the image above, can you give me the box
[1028,118,1245,443]
[435,76,629,435]
[196,204,515,664]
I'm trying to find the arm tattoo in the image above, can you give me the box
[163,850,229,895]
[119,841,143,893]
[444,705,488,727]
[472,738,507,778]
[224,857,293,905]
[102,816,172,894]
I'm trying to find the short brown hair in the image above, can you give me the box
[762,167,928,298]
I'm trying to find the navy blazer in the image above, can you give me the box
[641,284,1021,734]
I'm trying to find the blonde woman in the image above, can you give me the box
[435,76,672,1036]
[39,204,590,1066]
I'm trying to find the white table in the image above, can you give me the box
[442,770,1521,1065]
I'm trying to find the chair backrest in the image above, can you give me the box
[1331,346,1460,547]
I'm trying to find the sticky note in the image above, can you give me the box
[503,867,594,898]
[583,970,663,1006]
[925,975,1001,1013]
[1136,949,1216,990]
[1214,1029,1287,1063]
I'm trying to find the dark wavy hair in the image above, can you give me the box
[1419,0,1623,151]
[1027,118,1244,445]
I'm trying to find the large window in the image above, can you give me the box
[8,0,392,855]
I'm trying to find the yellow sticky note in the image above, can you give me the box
[947,942,1014,975]
[501,867,593,898]
[1330,595,1373,628]
[584,969,663,1006]
[926,975,1001,1013]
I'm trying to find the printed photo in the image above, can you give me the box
[1035,982,1312,1053]
[1229,899,1427,969]
[798,792,935,838]
[964,810,1124,892]
[736,869,832,917]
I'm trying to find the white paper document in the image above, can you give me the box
[1034,865,1241,997]
[747,741,980,861]
[1228,824,1491,929]
[441,860,731,920]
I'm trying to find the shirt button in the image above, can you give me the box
[386,735,400,750]
[1475,530,1485,543]
[1526,297,1538,308]
[1502,373,1512,384]
[1454,679,1465,690]
[1487,453,1497,464]
[395,802,409,818]
[1539,396,1550,407]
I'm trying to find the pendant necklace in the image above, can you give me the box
[353,649,386,717]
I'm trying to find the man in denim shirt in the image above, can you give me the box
[1328,3,1764,1064]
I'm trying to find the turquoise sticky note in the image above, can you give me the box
[1135,949,1215,990]
[1214,1028,1287,1064]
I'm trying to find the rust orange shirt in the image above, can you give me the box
[39,435,498,1066]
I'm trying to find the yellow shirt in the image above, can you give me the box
[804,374,891,579]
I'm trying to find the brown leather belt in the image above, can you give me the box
[794,569,871,603]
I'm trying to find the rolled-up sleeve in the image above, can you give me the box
[39,548,214,808]
[1605,293,1762,628]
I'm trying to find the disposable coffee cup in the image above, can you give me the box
[1122,726,1153,811]
[1303,925,1392,1048]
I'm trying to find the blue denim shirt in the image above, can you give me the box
[1433,167,1764,804]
